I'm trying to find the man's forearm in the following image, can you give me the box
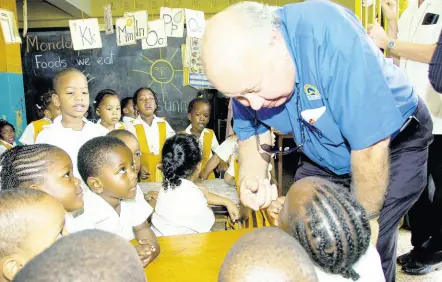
[238,131,271,184]
[387,20,398,39]
[351,137,390,215]
[391,41,436,64]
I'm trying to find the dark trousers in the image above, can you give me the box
[408,134,442,264]
[294,99,433,282]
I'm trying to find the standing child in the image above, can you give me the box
[75,136,159,267]
[36,68,108,182]
[185,97,219,180]
[152,134,239,236]
[0,120,16,155]
[132,87,175,182]
[94,89,125,132]
[19,90,60,145]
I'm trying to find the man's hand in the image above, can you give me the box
[267,196,285,226]
[240,177,278,211]
[135,239,157,267]
[368,22,390,49]
[381,0,397,22]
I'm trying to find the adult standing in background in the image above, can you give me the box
[202,1,433,281]
[369,0,442,275]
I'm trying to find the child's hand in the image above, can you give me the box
[144,191,159,201]
[140,165,150,180]
[267,196,286,226]
[135,239,157,267]
[226,203,240,222]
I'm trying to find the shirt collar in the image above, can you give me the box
[185,125,209,135]
[135,115,164,127]
[51,115,93,130]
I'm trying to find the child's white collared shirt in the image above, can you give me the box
[152,178,215,236]
[215,135,238,177]
[0,140,16,155]
[132,116,175,155]
[69,186,153,241]
[185,125,219,159]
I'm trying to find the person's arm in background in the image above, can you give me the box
[200,154,221,180]
[430,31,442,92]
[381,0,398,40]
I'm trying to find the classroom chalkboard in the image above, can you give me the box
[21,29,198,131]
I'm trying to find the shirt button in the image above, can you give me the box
[319,158,324,161]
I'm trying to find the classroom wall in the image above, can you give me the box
[0,0,26,137]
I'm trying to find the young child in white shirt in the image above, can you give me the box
[132,87,175,182]
[19,90,60,145]
[0,144,84,224]
[94,89,125,132]
[0,120,16,156]
[121,97,137,124]
[152,134,239,236]
[35,68,108,182]
[75,136,159,267]
[184,96,219,180]
[268,177,385,282]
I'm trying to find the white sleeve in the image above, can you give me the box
[0,146,7,156]
[35,129,52,145]
[131,187,154,227]
[19,123,35,145]
[211,133,220,152]
[165,121,176,138]
[182,188,215,233]
[215,136,237,162]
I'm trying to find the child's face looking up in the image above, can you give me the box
[54,72,89,119]
[188,102,211,133]
[136,90,157,118]
[97,95,121,126]
[117,135,142,175]
[0,125,15,145]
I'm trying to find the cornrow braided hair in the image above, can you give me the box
[288,180,371,281]
[187,97,211,114]
[0,144,58,191]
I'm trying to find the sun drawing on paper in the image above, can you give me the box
[133,47,183,103]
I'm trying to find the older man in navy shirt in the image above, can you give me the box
[202,1,433,281]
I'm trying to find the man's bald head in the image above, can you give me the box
[219,227,317,282]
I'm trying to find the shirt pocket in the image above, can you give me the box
[302,107,345,147]
[414,24,442,44]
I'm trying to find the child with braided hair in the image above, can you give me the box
[151,134,239,236]
[267,177,385,282]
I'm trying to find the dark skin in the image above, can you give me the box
[188,102,211,138]
[86,146,159,266]
[136,89,156,126]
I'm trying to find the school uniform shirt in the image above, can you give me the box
[35,116,108,182]
[69,186,153,241]
[314,245,385,282]
[151,179,215,236]
[19,118,52,145]
[0,140,16,156]
[132,116,175,155]
[398,0,442,134]
[215,135,239,177]
[96,119,125,132]
[234,1,417,175]
[185,125,219,159]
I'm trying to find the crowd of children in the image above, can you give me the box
[0,67,385,281]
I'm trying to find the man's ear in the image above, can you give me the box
[2,256,25,281]
[87,177,104,194]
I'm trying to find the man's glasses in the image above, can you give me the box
[254,84,305,155]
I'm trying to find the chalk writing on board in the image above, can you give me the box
[26,36,72,52]
[157,99,189,113]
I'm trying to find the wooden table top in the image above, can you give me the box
[132,229,252,282]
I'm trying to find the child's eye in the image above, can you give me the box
[63,171,70,178]
[82,92,88,95]
[66,92,74,95]
[118,167,127,174]
[116,107,121,111]
[135,152,142,157]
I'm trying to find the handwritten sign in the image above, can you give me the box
[0,9,21,44]
[116,15,137,46]
[68,18,102,50]
[160,7,184,38]
[185,9,205,39]
[104,4,114,35]
[124,10,148,40]
[142,19,167,50]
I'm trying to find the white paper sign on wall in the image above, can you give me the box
[160,7,184,38]
[116,15,137,46]
[142,19,167,49]
[68,18,102,50]
[0,9,22,44]
[104,4,114,35]
[185,9,205,39]
[124,10,148,40]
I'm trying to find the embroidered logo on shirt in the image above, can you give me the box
[304,84,321,101]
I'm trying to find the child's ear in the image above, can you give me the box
[43,109,51,120]
[95,108,100,117]
[52,94,61,108]
[29,183,43,191]
[122,107,129,115]
[2,256,25,281]
[187,113,192,121]
[87,177,104,194]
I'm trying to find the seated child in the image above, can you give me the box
[132,87,175,182]
[19,90,60,145]
[0,120,16,155]
[94,89,125,132]
[151,134,239,236]
[0,144,84,230]
[121,97,137,124]
[219,227,318,282]
[0,188,66,282]
[75,136,159,266]
[184,96,219,179]
[36,68,108,183]
[267,177,385,282]
[12,230,146,282]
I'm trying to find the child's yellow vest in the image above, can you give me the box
[33,119,51,142]
[202,129,216,180]
[134,122,166,183]
[0,141,13,152]
[226,156,271,229]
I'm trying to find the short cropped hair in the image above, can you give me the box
[52,68,85,93]
[13,229,146,282]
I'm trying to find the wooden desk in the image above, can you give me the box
[272,130,293,196]
[133,229,252,282]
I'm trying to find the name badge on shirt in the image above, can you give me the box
[304,84,322,101]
